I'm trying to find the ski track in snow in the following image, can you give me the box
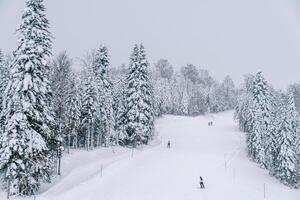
[1,111,300,200]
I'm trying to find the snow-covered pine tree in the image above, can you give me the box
[139,45,155,139]
[113,77,127,145]
[124,44,155,146]
[274,93,299,187]
[93,45,115,146]
[250,72,272,169]
[0,97,48,195]
[266,91,281,177]
[81,68,97,150]
[110,64,127,144]
[65,72,81,151]
[0,0,53,195]
[262,89,283,177]
[250,108,266,166]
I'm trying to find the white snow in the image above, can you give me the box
[1,111,299,200]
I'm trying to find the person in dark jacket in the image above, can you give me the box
[199,176,205,188]
[167,140,171,148]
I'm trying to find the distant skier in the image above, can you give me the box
[199,176,205,189]
[167,140,171,148]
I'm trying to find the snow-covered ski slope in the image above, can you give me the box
[3,111,300,200]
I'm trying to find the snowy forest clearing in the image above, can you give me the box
[1,111,298,200]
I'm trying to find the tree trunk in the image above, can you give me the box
[75,134,78,149]
[7,178,11,200]
[86,131,89,151]
[57,142,61,176]
[96,134,99,148]
[67,133,70,154]
[91,119,94,150]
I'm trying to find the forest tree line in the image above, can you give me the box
[235,72,300,188]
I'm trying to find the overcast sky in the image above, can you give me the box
[1,0,300,89]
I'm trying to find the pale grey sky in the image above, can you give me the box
[1,0,300,88]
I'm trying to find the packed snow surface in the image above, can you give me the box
[1,111,299,200]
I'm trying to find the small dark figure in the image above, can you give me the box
[199,176,205,189]
[167,140,171,148]
[208,122,210,126]
[211,121,213,126]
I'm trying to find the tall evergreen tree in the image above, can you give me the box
[93,45,115,146]
[113,78,127,144]
[81,69,97,150]
[0,0,53,195]
[250,72,272,168]
[124,44,155,146]
[274,93,299,187]
[65,72,81,151]
[267,91,282,176]
[139,45,155,139]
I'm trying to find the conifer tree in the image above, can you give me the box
[93,45,115,146]
[267,91,282,176]
[274,93,299,187]
[0,0,53,195]
[114,78,127,144]
[250,72,272,168]
[81,69,97,150]
[65,72,81,151]
[111,64,128,144]
[139,45,155,139]
[124,44,155,146]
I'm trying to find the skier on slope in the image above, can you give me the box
[199,176,205,188]
[167,140,171,148]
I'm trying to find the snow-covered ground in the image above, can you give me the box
[1,111,299,200]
